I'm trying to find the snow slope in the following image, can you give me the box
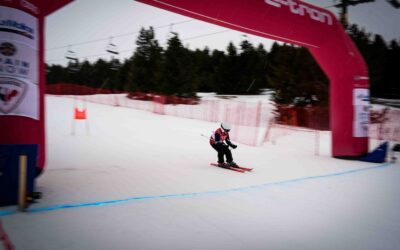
[1,95,399,250]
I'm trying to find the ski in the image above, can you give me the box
[210,163,245,173]
[231,165,253,172]
[210,163,247,173]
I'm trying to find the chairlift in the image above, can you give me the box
[106,37,119,55]
[110,58,120,71]
[67,60,80,73]
[167,23,174,39]
[65,47,78,61]
[106,44,119,55]
[106,37,120,70]
[65,47,79,73]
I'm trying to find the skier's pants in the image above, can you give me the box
[211,143,233,163]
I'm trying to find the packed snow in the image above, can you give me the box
[1,95,400,250]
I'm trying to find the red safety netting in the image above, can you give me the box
[47,85,400,146]
[46,83,121,95]
[370,107,400,142]
[274,105,330,131]
[56,91,273,146]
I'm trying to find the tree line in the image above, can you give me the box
[46,24,400,106]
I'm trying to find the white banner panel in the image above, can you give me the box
[353,88,369,137]
[0,6,38,119]
[0,40,38,83]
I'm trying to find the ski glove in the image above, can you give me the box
[231,144,237,149]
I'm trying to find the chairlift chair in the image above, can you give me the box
[106,44,119,55]
[106,38,120,70]
[65,49,78,61]
[67,60,80,73]
[65,47,79,73]
[110,58,120,71]
[106,37,119,55]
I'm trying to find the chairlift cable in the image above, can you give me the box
[47,19,195,51]
[47,28,232,63]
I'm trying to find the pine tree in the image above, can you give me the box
[78,60,93,87]
[223,42,240,94]
[192,47,214,92]
[267,43,328,106]
[46,64,68,84]
[255,44,270,90]
[267,43,297,104]
[161,32,196,97]
[384,40,400,98]
[129,27,163,93]
[369,35,388,97]
[237,40,266,94]
[211,49,227,94]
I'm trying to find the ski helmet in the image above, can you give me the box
[221,122,232,132]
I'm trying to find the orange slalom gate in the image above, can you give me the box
[74,108,87,120]
[71,98,90,135]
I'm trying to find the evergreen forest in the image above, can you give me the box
[46,24,400,106]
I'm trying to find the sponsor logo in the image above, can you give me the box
[357,93,369,102]
[0,42,17,56]
[0,56,30,78]
[265,0,333,26]
[0,77,27,113]
[0,19,35,39]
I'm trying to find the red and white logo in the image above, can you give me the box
[264,0,333,25]
[0,77,27,113]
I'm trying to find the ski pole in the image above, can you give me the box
[200,133,209,138]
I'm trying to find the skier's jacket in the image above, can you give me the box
[210,128,234,147]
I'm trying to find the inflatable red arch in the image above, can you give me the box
[0,0,369,175]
